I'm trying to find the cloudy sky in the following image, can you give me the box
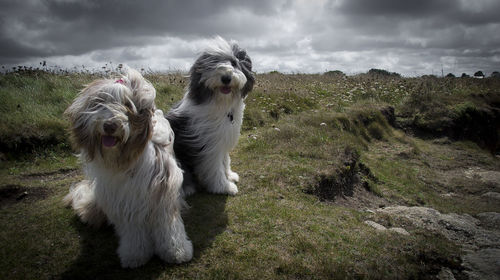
[1,0,499,76]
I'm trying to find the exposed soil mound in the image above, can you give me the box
[397,92,500,154]
[307,147,387,208]
[0,134,69,157]
[379,106,396,127]
[0,184,49,208]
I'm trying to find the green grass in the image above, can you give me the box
[1,71,499,279]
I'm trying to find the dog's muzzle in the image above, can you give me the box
[220,75,232,94]
[102,121,119,147]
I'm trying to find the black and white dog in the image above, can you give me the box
[167,37,255,195]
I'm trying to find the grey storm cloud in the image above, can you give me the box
[0,0,499,76]
[0,0,278,61]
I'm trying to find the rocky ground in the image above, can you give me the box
[363,166,500,279]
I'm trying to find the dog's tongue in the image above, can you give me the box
[102,135,117,147]
[220,86,232,94]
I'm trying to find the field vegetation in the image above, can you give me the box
[1,69,499,279]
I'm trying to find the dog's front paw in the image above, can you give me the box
[117,234,153,268]
[225,181,238,195]
[227,171,239,183]
[206,178,238,195]
[120,255,150,269]
[175,239,193,263]
[118,248,152,268]
[157,238,193,264]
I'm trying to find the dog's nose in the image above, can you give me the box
[221,75,231,85]
[103,121,118,134]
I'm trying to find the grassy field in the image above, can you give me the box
[0,71,499,279]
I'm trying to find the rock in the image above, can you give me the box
[481,192,500,200]
[477,171,500,187]
[477,212,500,230]
[377,206,481,246]
[462,248,500,280]
[463,168,500,187]
[440,192,456,198]
[388,227,410,235]
[437,267,456,280]
[320,122,327,126]
[378,206,500,280]
[364,220,386,231]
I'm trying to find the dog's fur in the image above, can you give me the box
[63,68,192,268]
[167,37,255,195]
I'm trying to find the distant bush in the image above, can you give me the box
[491,71,500,78]
[461,73,469,78]
[323,70,345,76]
[445,73,455,78]
[474,71,484,78]
[367,68,401,77]
[421,74,438,79]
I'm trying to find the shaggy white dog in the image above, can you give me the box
[167,37,255,195]
[63,68,192,268]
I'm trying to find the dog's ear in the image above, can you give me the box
[123,67,156,112]
[232,44,255,98]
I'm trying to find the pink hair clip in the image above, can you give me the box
[115,78,124,84]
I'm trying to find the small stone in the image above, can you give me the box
[16,191,28,201]
[476,212,500,230]
[481,192,500,200]
[364,220,387,231]
[388,227,410,235]
[437,267,456,280]
[274,127,281,132]
[365,209,376,214]
[320,122,327,126]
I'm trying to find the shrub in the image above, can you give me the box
[367,68,401,78]
[474,71,484,78]
[323,70,345,76]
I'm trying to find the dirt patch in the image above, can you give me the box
[21,168,79,181]
[306,147,389,209]
[0,184,50,208]
[379,106,396,127]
